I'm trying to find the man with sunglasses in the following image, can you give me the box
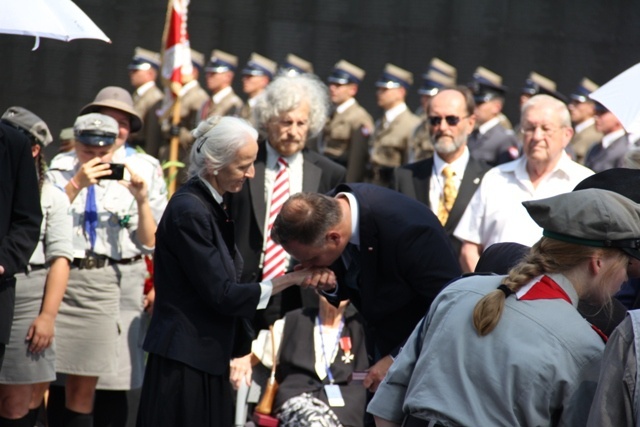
[393,87,491,257]
[466,67,520,166]
[454,94,594,273]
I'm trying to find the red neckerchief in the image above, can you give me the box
[517,275,607,343]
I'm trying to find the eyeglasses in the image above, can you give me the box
[428,115,469,127]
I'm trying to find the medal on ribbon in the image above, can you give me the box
[340,336,353,364]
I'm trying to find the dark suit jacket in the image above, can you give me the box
[143,177,261,374]
[327,183,461,358]
[467,123,519,166]
[227,141,346,283]
[0,123,42,344]
[392,156,491,255]
[585,134,632,173]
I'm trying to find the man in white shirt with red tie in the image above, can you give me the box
[226,73,346,332]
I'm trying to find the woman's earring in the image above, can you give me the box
[213,170,219,176]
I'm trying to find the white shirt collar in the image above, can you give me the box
[212,86,233,104]
[336,192,360,247]
[265,141,303,169]
[478,117,501,135]
[433,147,470,176]
[574,117,595,134]
[198,176,224,204]
[135,81,156,97]
[602,128,626,149]
[180,80,198,96]
[384,103,408,124]
[336,98,356,115]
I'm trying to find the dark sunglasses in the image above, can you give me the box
[428,115,468,127]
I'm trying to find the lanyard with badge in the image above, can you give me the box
[317,316,346,407]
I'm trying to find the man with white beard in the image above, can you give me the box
[393,87,491,258]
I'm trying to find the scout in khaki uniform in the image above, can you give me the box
[199,49,244,121]
[128,47,164,157]
[369,63,421,187]
[239,52,277,126]
[411,58,457,162]
[568,78,603,164]
[323,59,374,182]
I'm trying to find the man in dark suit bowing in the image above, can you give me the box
[393,87,490,257]
[0,122,42,369]
[271,184,462,393]
[226,73,346,333]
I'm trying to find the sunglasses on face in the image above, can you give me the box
[428,115,468,127]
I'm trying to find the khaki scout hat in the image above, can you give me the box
[375,63,413,89]
[205,49,238,73]
[327,59,366,85]
[1,106,53,146]
[523,188,640,260]
[73,113,118,147]
[570,77,599,103]
[79,86,143,133]
[242,52,277,79]
[128,47,161,71]
[280,54,314,76]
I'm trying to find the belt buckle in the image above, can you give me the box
[84,255,97,270]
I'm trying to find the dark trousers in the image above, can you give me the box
[136,354,232,427]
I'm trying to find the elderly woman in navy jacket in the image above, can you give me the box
[137,116,336,427]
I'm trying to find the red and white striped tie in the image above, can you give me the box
[262,157,290,280]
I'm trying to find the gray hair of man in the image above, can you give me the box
[520,94,572,128]
[253,73,330,138]
[188,115,258,179]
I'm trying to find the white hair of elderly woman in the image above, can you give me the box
[188,115,258,179]
[253,73,329,138]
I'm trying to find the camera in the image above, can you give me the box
[99,163,125,180]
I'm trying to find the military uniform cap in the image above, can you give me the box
[327,59,366,85]
[522,71,567,103]
[573,168,640,203]
[418,58,457,96]
[469,66,507,104]
[280,54,314,76]
[128,47,161,71]
[73,113,118,147]
[205,49,238,73]
[242,52,277,79]
[1,106,53,146]
[375,63,413,90]
[570,77,599,103]
[59,127,75,140]
[79,86,142,133]
[523,188,640,260]
[190,49,205,71]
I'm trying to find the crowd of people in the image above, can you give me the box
[2,44,640,427]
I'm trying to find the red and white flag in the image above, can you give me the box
[160,0,192,96]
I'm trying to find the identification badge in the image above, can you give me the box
[324,384,345,407]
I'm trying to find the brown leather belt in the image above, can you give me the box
[72,254,143,270]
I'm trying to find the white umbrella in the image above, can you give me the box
[589,62,640,134]
[0,0,111,50]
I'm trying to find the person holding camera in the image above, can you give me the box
[45,113,156,427]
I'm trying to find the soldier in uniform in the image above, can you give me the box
[369,63,421,187]
[199,49,244,121]
[567,78,603,164]
[239,52,277,127]
[279,53,314,76]
[159,49,209,186]
[520,71,568,106]
[127,47,164,158]
[322,59,373,182]
[467,67,520,166]
[585,102,633,173]
[411,58,457,162]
